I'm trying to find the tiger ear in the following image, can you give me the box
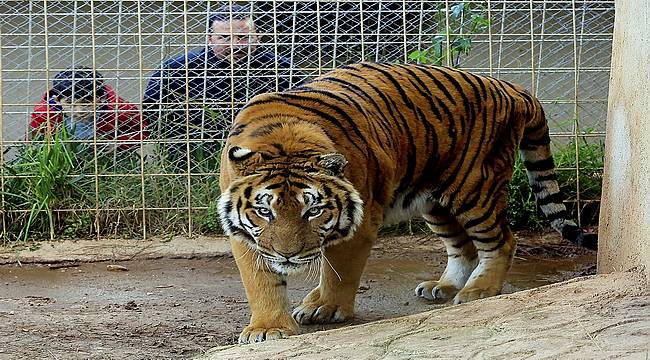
[228,146,255,162]
[227,146,258,176]
[316,153,348,177]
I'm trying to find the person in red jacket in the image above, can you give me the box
[30,67,147,152]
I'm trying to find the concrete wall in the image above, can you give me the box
[598,0,650,281]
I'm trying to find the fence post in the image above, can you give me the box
[597,0,650,280]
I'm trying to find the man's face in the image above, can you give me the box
[58,96,102,124]
[208,18,259,63]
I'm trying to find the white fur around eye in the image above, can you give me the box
[301,188,319,206]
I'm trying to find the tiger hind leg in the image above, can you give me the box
[415,212,478,300]
[453,210,516,304]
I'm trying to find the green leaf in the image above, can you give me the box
[451,3,465,18]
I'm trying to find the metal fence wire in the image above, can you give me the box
[0,1,613,241]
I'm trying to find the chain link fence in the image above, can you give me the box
[0,1,613,241]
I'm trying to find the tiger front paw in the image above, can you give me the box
[292,300,353,325]
[238,318,299,344]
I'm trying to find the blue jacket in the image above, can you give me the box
[142,46,302,142]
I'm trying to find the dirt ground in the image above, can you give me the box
[0,231,597,360]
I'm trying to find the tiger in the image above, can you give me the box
[217,62,597,344]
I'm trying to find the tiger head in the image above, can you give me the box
[218,146,364,274]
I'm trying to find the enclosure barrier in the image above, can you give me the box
[0,1,613,241]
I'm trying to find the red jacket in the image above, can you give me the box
[30,85,148,149]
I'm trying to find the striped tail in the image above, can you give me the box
[519,106,598,250]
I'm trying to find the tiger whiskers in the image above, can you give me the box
[321,251,342,282]
[253,254,260,279]
[253,253,265,280]
[303,257,321,283]
[312,257,323,281]
[235,243,253,262]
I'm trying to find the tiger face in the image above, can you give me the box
[218,147,364,275]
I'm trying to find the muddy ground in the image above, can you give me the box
[0,231,596,360]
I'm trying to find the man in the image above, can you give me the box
[31,67,147,153]
[142,4,302,169]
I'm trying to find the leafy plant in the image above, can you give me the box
[408,1,491,67]
[2,127,88,241]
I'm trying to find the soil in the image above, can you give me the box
[0,231,597,360]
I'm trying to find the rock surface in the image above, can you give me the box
[198,272,649,360]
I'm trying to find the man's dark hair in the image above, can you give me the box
[51,66,106,102]
[208,3,253,31]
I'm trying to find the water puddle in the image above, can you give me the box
[361,254,596,294]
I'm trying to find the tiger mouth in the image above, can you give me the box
[267,260,308,275]
[275,260,305,270]
[266,256,320,275]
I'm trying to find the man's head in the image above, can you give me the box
[51,67,106,124]
[207,4,259,64]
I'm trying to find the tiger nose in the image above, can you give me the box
[272,244,305,259]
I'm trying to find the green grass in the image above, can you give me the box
[1,127,223,242]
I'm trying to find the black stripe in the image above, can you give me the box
[537,192,564,206]
[534,173,558,182]
[463,195,500,230]
[265,183,283,190]
[394,64,444,122]
[322,185,333,198]
[480,171,505,209]
[473,211,506,234]
[430,66,473,135]
[411,65,459,153]
[413,65,458,106]
[346,72,406,135]
[229,123,247,137]
[290,181,311,189]
[478,233,507,252]
[223,199,233,214]
[531,182,544,193]
[436,230,465,238]
[251,122,287,137]
[545,210,568,222]
[359,63,419,193]
[452,236,472,249]
[469,232,502,244]
[520,132,551,150]
[245,96,367,157]
[243,186,253,199]
[454,184,484,215]
[271,143,287,156]
[524,157,555,171]
[311,77,396,147]
[438,74,483,201]
[277,93,368,149]
[259,152,274,161]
